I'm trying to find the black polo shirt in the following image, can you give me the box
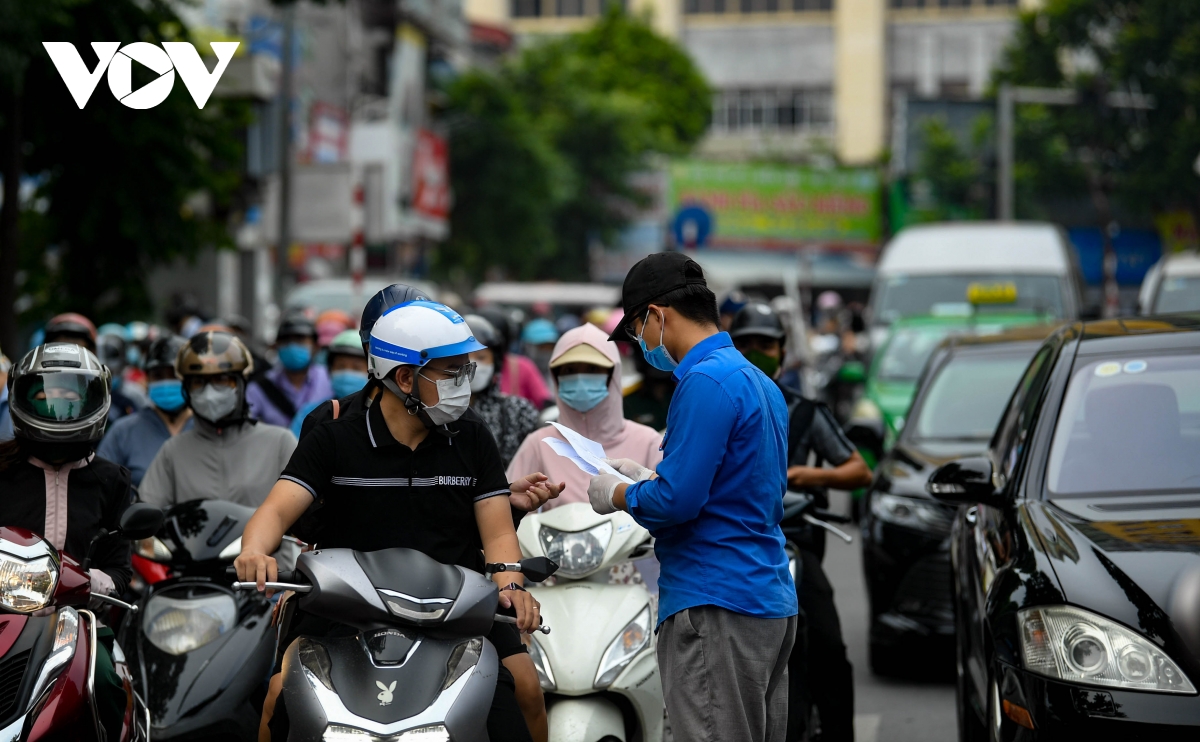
[280,400,511,573]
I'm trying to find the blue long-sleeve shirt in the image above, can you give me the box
[625,332,797,626]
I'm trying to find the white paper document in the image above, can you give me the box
[542,422,635,483]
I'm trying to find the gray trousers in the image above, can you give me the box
[658,606,797,742]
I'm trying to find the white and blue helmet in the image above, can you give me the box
[368,301,486,384]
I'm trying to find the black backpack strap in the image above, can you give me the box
[254,377,297,420]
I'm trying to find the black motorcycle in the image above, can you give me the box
[120,499,301,741]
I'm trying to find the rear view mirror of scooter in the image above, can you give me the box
[484,556,559,583]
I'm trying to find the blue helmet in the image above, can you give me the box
[359,283,432,346]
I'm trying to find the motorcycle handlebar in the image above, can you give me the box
[232,581,312,593]
[226,565,301,582]
[494,614,550,635]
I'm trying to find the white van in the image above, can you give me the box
[867,222,1087,346]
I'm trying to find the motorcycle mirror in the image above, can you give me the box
[118,503,165,541]
[518,556,558,583]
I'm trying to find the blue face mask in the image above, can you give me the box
[148,380,187,413]
[278,343,312,372]
[330,369,367,399]
[557,373,610,413]
[636,309,678,373]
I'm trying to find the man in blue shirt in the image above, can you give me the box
[589,252,797,742]
[98,335,193,485]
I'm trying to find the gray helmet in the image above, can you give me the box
[9,343,112,445]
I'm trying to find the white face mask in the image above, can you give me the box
[421,374,472,426]
[189,382,240,423]
[470,362,495,393]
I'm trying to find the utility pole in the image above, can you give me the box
[995,83,1154,318]
[276,3,296,315]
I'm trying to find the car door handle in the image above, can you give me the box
[964,506,978,525]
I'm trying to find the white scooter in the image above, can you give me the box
[518,503,663,742]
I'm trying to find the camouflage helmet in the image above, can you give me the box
[174,331,254,380]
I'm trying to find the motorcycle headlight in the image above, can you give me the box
[135,537,173,561]
[870,493,952,533]
[143,592,236,655]
[442,637,482,690]
[322,724,449,742]
[0,552,57,613]
[529,636,556,690]
[540,522,612,578]
[594,606,651,688]
[1018,606,1195,694]
[217,536,241,561]
[29,607,79,705]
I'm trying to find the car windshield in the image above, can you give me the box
[1047,353,1200,497]
[875,275,1064,325]
[912,354,1033,443]
[876,326,958,382]
[1154,276,1200,314]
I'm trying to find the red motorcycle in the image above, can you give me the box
[0,502,162,742]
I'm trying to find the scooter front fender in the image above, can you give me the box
[547,697,626,742]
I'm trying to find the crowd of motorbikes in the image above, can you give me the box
[0,485,858,742]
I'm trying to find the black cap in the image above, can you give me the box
[359,283,430,345]
[608,252,707,341]
[729,302,786,341]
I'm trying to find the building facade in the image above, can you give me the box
[468,0,1042,164]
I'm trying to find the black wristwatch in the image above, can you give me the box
[499,582,527,593]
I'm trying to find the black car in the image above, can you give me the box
[863,326,1057,674]
[930,315,1200,740]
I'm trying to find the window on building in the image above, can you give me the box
[558,0,584,15]
[685,0,829,13]
[711,89,834,134]
[740,0,780,12]
[512,0,541,16]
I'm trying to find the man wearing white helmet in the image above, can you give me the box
[236,301,544,742]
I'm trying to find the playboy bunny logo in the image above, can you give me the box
[376,680,397,706]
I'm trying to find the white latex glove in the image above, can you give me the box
[604,457,655,482]
[588,473,623,514]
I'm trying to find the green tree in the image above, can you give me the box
[439,7,711,283]
[0,0,247,352]
[995,0,1200,224]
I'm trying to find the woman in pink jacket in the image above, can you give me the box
[507,323,664,587]
[508,323,663,507]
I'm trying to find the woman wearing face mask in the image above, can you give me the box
[508,323,663,513]
[0,343,138,741]
[140,331,296,510]
[288,330,369,439]
[464,314,540,467]
[98,334,193,486]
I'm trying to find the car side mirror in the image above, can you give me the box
[519,556,558,583]
[118,503,165,541]
[926,456,1001,505]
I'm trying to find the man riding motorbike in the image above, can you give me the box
[98,334,193,486]
[236,300,546,742]
[0,342,136,741]
[139,330,296,509]
[730,302,871,742]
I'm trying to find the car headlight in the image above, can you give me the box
[1018,606,1195,694]
[870,493,952,532]
[135,537,172,561]
[0,552,57,613]
[594,606,651,688]
[143,592,236,655]
[322,724,449,742]
[540,522,612,578]
[529,636,556,690]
